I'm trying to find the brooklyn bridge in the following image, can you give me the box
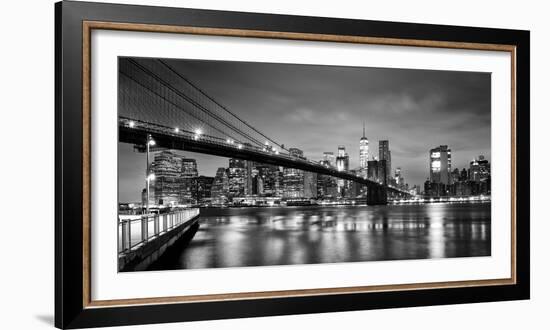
[118,57,411,206]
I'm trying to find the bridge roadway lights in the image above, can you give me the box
[119,126,408,199]
[367,185,388,205]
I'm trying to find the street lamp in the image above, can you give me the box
[145,134,156,215]
[141,134,156,242]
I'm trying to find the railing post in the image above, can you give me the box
[154,214,159,236]
[141,215,148,242]
[128,219,132,250]
[120,219,128,252]
[118,210,201,252]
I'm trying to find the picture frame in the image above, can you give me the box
[55,1,530,328]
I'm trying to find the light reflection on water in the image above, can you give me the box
[156,203,491,270]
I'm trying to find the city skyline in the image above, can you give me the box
[119,58,491,202]
[119,142,490,203]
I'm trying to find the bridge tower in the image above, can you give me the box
[366,185,388,205]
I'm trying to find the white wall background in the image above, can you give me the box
[0,0,546,329]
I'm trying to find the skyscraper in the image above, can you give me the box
[430,145,452,185]
[378,140,391,185]
[323,152,336,168]
[450,168,461,184]
[150,150,198,205]
[211,167,229,204]
[359,122,369,177]
[255,164,279,196]
[180,157,198,203]
[317,174,338,198]
[460,168,468,181]
[249,166,260,195]
[378,159,388,186]
[274,169,284,197]
[196,176,214,202]
[336,146,350,196]
[150,151,181,206]
[244,160,256,196]
[283,148,305,198]
[303,172,318,199]
[469,155,490,182]
[336,145,349,172]
[228,158,246,198]
[394,167,404,189]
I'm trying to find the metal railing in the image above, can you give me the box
[118,208,199,253]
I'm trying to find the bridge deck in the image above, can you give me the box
[119,117,409,195]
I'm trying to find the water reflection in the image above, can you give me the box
[153,203,490,270]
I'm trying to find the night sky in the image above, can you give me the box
[119,58,491,203]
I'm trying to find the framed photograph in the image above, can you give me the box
[55,1,530,328]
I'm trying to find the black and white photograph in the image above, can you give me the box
[117,57,492,272]
[2,0,541,328]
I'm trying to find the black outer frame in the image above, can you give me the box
[55,0,530,328]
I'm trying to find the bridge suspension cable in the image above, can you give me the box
[120,61,243,144]
[157,59,289,152]
[119,58,288,152]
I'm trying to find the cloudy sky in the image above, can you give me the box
[119,58,490,202]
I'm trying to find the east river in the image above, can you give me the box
[150,202,491,270]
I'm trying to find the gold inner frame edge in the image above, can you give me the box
[81,20,517,308]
